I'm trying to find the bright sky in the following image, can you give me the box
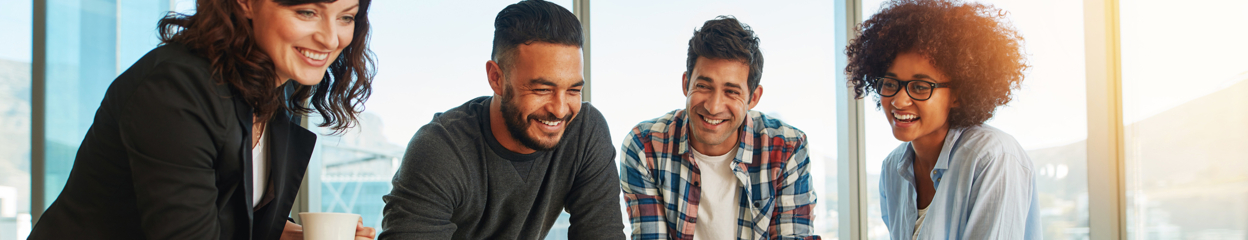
[1120,0,1248,124]
[0,0,33,62]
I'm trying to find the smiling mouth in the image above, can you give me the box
[894,112,919,123]
[537,119,562,127]
[297,47,329,61]
[700,114,726,125]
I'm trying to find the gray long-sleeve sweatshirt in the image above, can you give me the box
[380,96,625,240]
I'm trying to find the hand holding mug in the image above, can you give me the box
[354,217,376,240]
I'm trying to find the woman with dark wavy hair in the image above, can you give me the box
[29,0,376,239]
[845,0,1042,239]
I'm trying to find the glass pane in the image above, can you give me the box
[307,0,574,233]
[592,0,838,237]
[861,0,1089,239]
[1121,0,1248,239]
[42,0,172,210]
[0,0,32,239]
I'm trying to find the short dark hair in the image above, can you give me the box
[845,0,1028,128]
[686,16,764,98]
[491,0,583,71]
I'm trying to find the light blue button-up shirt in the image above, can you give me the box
[879,125,1042,240]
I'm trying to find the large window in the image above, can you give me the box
[21,1,1245,239]
[40,0,177,219]
[860,0,1090,239]
[1121,0,1248,239]
[0,1,33,239]
[592,1,839,236]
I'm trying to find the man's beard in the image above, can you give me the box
[499,84,573,151]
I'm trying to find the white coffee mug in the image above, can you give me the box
[299,212,360,240]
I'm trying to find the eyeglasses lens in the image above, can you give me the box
[879,78,901,96]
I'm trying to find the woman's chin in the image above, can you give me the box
[289,75,325,86]
[891,131,917,143]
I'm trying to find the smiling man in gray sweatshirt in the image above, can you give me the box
[379,1,624,240]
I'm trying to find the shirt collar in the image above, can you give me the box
[933,126,966,171]
[896,126,966,181]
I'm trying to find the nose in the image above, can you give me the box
[703,92,727,115]
[314,18,340,50]
[547,92,572,119]
[890,91,913,109]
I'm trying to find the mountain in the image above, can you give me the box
[1026,77,1248,237]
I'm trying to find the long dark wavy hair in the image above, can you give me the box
[845,0,1027,129]
[158,0,374,132]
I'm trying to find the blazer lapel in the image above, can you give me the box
[260,109,316,209]
[251,109,316,240]
[230,90,257,224]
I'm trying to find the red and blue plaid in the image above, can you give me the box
[620,109,821,240]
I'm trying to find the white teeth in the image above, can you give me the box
[539,120,561,126]
[893,113,918,120]
[703,118,724,125]
[300,48,328,60]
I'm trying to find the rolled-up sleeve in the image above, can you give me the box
[770,140,820,240]
[619,129,667,240]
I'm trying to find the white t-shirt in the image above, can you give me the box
[251,130,269,208]
[913,207,929,240]
[691,147,740,240]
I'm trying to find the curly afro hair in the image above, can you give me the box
[845,0,1028,129]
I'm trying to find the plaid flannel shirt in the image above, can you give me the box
[620,109,820,240]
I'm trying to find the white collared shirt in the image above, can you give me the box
[252,130,269,208]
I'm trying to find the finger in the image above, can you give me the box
[354,227,377,240]
[355,226,375,236]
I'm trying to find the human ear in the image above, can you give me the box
[486,61,505,97]
[747,85,763,109]
[681,72,690,97]
[236,0,254,19]
[950,91,960,108]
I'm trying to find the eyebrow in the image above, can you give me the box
[695,75,715,83]
[884,72,938,81]
[694,76,743,89]
[316,2,359,12]
[528,78,585,88]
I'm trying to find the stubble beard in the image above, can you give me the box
[499,84,568,151]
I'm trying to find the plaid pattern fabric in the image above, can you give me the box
[620,109,820,240]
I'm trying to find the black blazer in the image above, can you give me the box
[28,44,317,240]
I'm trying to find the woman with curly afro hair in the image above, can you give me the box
[845,0,1042,239]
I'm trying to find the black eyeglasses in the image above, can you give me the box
[872,76,952,101]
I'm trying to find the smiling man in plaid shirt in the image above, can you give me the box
[618,16,820,240]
